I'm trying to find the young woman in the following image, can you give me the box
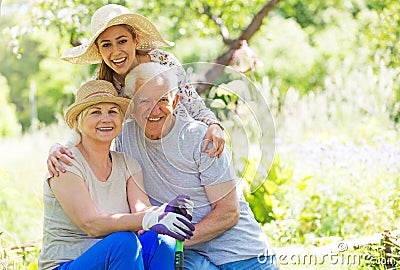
[48,4,225,176]
[39,80,194,270]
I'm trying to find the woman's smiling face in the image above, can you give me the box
[79,102,123,144]
[96,25,138,78]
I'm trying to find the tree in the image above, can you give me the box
[195,0,282,94]
[3,0,400,129]
[26,0,282,94]
[0,4,85,130]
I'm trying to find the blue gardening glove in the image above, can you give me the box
[164,194,194,221]
[142,210,195,241]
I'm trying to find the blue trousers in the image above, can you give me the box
[56,231,175,270]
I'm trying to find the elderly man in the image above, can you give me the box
[118,62,279,270]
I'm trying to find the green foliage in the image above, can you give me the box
[1,7,87,131]
[364,1,400,68]
[252,16,321,95]
[263,145,400,248]
[277,0,367,28]
[203,82,239,122]
[0,31,40,129]
[252,4,371,98]
[0,167,42,247]
[26,0,269,43]
[0,75,21,137]
[170,36,225,63]
[243,156,292,224]
[361,0,400,122]
[0,245,40,270]
[355,231,400,269]
[30,0,107,44]
[3,0,400,131]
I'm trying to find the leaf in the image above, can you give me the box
[264,180,278,195]
[28,262,39,270]
[297,175,313,191]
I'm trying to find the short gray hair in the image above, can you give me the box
[125,62,179,99]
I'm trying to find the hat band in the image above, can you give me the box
[85,91,116,99]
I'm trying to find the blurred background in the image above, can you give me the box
[0,0,399,269]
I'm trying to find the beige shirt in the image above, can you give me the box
[38,147,141,270]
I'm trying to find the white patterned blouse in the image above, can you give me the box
[112,49,218,123]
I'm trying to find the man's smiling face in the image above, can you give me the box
[132,77,179,140]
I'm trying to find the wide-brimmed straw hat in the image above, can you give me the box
[65,80,131,128]
[61,4,174,64]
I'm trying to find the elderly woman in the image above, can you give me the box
[38,80,194,270]
[47,4,225,175]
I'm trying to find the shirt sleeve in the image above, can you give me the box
[149,49,219,123]
[194,136,236,186]
[48,149,87,187]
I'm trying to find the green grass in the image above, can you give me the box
[0,123,70,269]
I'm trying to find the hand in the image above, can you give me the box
[202,124,225,158]
[47,143,75,177]
[164,194,194,221]
[142,210,195,241]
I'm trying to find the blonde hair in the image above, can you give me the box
[65,104,123,147]
[65,107,90,147]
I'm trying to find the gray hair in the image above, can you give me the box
[125,62,179,99]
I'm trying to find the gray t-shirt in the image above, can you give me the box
[38,148,141,270]
[117,113,274,265]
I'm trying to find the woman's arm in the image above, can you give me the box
[127,171,151,213]
[49,171,194,240]
[49,172,148,237]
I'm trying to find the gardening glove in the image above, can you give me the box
[164,194,194,221]
[142,210,195,241]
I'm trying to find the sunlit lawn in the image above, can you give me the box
[0,123,72,243]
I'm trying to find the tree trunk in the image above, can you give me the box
[195,0,282,94]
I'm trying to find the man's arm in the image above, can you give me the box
[184,180,240,246]
[47,143,75,177]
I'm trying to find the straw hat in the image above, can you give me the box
[65,80,131,128]
[61,4,174,64]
